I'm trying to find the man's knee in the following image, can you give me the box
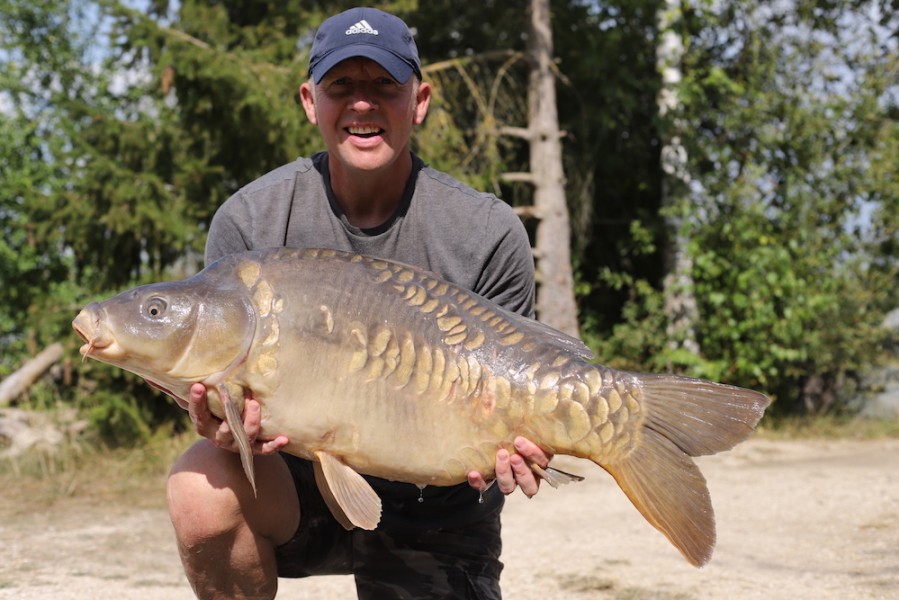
[167,440,251,541]
[167,440,299,547]
[167,441,284,600]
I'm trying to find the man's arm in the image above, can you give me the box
[467,201,551,497]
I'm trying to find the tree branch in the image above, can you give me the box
[513,205,542,220]
[499,126,533,140]
[501,172,536,184]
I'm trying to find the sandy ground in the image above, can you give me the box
[1,436,897,599]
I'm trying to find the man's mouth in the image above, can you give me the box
[347,126,384,138]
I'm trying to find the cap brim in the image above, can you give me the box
[310,45,416,84]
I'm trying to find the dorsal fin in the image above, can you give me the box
[357,251,594,360]
[491,303,594,360]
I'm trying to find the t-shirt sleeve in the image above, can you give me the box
[205,192,255,266]
[473,202,536,319]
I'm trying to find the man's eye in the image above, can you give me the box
[325,77,352,88]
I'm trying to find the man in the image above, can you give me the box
[167,7,550,599]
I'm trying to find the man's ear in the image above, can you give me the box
[413,81,431,125]
[300,81,318,125]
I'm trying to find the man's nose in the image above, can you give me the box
[349,84,377,111]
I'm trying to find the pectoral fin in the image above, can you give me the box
[219,386,256,497]
[314,451,381,530]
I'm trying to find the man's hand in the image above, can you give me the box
[467,437,552,499]
[187,382,288,456]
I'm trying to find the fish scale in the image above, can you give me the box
[72,246,770,567]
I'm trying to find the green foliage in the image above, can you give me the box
[0,0,92,377]
[687,206,888,400]
[591,1,899,414]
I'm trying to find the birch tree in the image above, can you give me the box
[657,0,700,356]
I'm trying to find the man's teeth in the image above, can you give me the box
[348,126,381,136]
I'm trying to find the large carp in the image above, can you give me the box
[72,247,769,567]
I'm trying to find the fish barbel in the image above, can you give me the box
[72,247,770,566]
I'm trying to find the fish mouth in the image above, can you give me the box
[72,309,116,358]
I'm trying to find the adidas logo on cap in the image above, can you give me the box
[346,20,378,35]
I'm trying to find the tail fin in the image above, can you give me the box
[602,375,770,567]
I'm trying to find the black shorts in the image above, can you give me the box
[274,454,504,600]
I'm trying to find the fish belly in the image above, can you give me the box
[261,349,509,485]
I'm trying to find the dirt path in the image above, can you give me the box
[2,437,897,599]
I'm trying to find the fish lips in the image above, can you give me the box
[72,308,122,359]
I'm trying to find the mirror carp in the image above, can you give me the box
[73,247,770,567]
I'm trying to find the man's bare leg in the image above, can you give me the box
[167,440,300,600]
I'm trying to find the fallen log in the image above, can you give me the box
[0,343,65,407]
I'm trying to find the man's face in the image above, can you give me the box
[300,58,430,177]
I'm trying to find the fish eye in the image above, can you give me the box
[146,297,168,318]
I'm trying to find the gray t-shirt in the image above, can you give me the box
[207,152,535,319]
[205,152,535,529]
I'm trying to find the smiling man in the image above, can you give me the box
[167,7,549,600]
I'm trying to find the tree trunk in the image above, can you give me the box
[528,0,580,338]
[657,0,700,355]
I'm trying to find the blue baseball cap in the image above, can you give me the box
[308,8,422,84]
